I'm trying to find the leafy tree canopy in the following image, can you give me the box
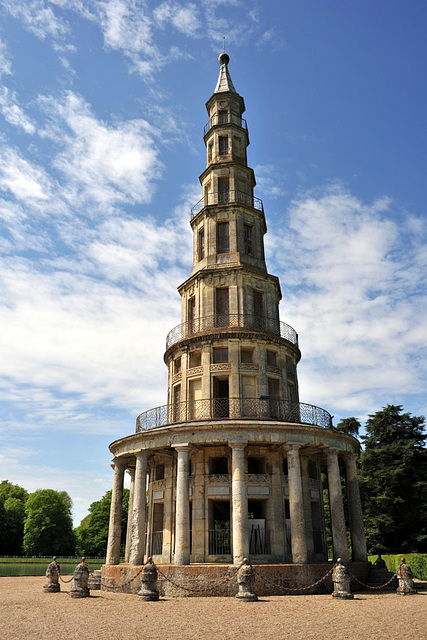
[359,405,427,554]
[75,489,129,557]
[23,489,74,556]
[0,481,29,555]
[335,417,361,437]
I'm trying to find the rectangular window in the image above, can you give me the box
[218,177,229,204]
[215,288,229,327]
[267,350,277,367]
[244,224,253,255]
[155,464,165,481]
[213,347,228,363]
[198,228,205,261]
[253,290,263,317]
[189,350,202,367]
[174,357,181,374]
[218,110,228,124]
[240,347,254,363]
[268,377,280,418]
[217,221,229,253]
[219,136,228,155]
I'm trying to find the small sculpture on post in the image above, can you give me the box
[43,557,61,593]
[70,557,90,598]
[236,558,258,602]
[332,558,354,599]
[138,557,159,601]
[396,558,417,595]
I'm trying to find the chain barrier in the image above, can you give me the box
[252,564,336,593]
[156,564,241,596]
[347,570,398,591]
[100,567,143,592]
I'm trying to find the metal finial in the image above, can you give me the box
[223,36,225,52]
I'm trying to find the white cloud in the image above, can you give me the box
[39,91,164,206]
[0,39,12,78]
[154,1,201,37]
[2,0,69,40]
[0,87,36,134]
[267,184,427,417]
[0,147,52,201]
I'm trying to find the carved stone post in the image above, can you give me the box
[230,441,249,565]
[236,558,258,602]
[106,459,126,565]
[138,557,160,601]
[332,558,353,599]
[43,557,60,593]
[129,451,149,565]
[396,558,417,595]
[70,558,90,598]
[174,445,191,565]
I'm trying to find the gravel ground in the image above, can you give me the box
[0,576,426,640]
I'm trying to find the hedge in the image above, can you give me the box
[369,554,427,580]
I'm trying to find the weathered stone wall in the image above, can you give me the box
[101,562,370,597]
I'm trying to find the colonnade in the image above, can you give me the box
[105,444,367,566]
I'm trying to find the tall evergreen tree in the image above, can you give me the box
[359,405,427,553]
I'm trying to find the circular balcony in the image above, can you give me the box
[204,113,247,136]
[135,398,332,432]
[166,314,298,351]
[191,190,263,219]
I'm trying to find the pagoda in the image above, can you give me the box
[104,54,367,580]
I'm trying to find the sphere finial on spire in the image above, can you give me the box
[218,52,229,66]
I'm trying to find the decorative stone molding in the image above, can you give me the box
[150,479,166,490]
[172,373,182,384]
[187,366,203,377]
[209,473,231,483]
[210,363,232,372]
[246,474,269,483]
[239,363,259,371]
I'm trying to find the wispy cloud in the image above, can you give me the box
[268,184,427,417]
[0,87,36,134]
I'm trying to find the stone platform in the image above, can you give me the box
[101,562,371,597]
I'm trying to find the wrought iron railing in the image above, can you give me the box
[208,527,231,555]
[191,190,263,218]
[166,314,298,350]
[249,524,269,555]
[204,113,247,135]
[135,398,332,432]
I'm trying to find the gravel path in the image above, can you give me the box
[0,576,426,640]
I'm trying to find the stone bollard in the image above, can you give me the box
[138,557,160,601]
[87,569,102,591]
[396,558,417,595]
[43,557,61,593]
[70,557,90,598]
[236,558,258,602]
[332,558,354,599]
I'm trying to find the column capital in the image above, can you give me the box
[112,457,127,469]
[229,440,248,450]
[285,443,303,452]
[134,450,149,460]
[174,443,193,453]
[343,452,358,462]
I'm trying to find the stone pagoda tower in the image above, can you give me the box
[105,54,367,572]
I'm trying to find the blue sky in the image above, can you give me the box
[0,0,426,526]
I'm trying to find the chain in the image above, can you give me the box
[156,565,241,595]
[347,570,398,590]
[100,567,143,591]
[252,564,336,593]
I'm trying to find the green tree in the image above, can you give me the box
[359,405,427,553]
[23,489,75,555]
[75,489,129,557]
[0,481,28,554]
[335,417,361,437]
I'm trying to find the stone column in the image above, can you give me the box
[106,459,126,565]
[124,468,135,562]
[268,451,287,559]
[174,445,191,565]
[326,449,349,562]
[300,456,315,561]
[230,441,249,564]
[344,454,368,561]
[129,451,149,565]
[287,445,308,563]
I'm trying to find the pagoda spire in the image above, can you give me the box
[214,52,237,94]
